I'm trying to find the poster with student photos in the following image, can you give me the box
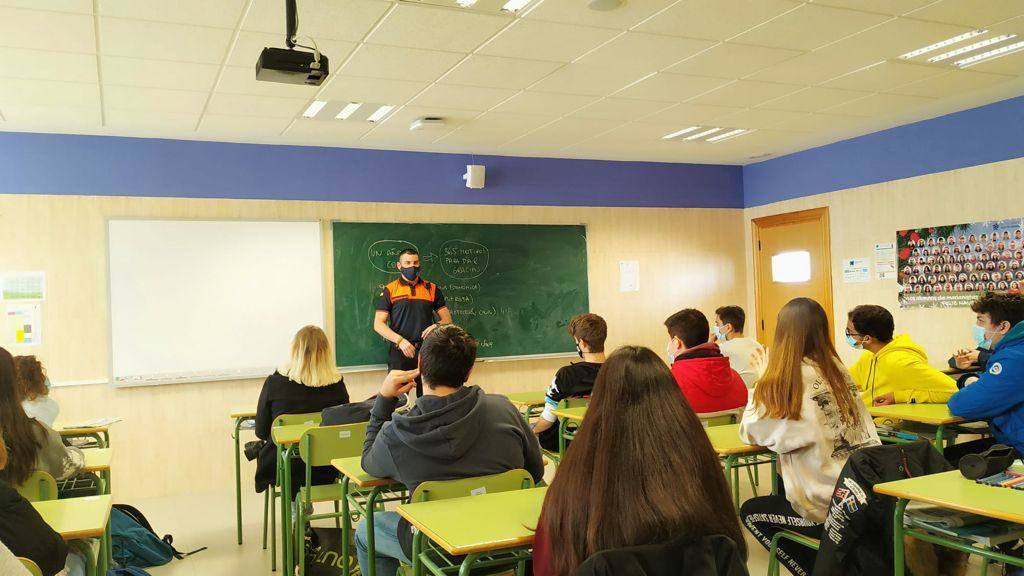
[898,217,1024,309]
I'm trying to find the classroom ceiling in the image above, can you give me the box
[1,0,1023,165]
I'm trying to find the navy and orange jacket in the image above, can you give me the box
[670,343,748,414]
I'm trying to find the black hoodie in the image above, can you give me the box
[361,385,544,494]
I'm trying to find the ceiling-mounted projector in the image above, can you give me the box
[255,0,328,86]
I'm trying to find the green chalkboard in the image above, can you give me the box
[332,222,589,367]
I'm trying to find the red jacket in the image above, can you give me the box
[670,343,747,414]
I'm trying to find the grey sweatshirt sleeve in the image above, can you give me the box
[361,395,401,480]
[35,422,84,481]
[516,407,545,484]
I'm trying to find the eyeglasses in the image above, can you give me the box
[845,329,863,338]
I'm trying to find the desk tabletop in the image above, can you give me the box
[874,469,1024,525]
[33,495,112,540]
[271,423,317,446]
[550,406,587,422]
[230,407,257,419]
[397,487,546,555]
[505,391,547,408]
[56,424,110,435]
[82,448,112,472]
[867,403,965,425]
[330,456,398,488]
[705,424,767,456]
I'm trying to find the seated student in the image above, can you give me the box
[740,298,880,576]
[664,309,746,414]
[846,305,957,406]
[358,325,544,576]
[713,305,765,388]
[254,326,349,497]
[532,346,747,576]
[13,355,58,427]
[533,313,606,452]
[0,347,83,487]
[947,292,1024,464]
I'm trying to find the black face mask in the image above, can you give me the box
[400,266,421,281]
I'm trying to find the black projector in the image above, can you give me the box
[256,47,329,86]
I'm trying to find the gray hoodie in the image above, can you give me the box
[361,385,544,494]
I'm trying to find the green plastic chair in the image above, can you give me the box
[16,470,57,502]
[545,397,590,466]
[18,558,43,576]
[295,422,369,576]
[266,412,323,572]
[767,531,819,576]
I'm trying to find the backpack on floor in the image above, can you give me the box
[107,568,153,576]
[111,504,206,568]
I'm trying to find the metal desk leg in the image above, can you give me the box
[770,455,778,495]
[365,487,384,576]
[412,529,424,576]
[893,498,908,576]
[458,553,481,576]
[558,418,568,460]
[723,455,739,513]
[341,477,352,576]
[282,446,295,576]
[233,417,245,545]
[934,425,945,451]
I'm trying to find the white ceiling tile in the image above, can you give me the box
[0,7,95,53]
[614,73,733,102]
[568,98,674,121]
[636,0,802,41]
[689,79,804,107]
[666,43,803,79]
[823,92,935,116]
[585,121,695,143]
[636,102,745,124]
[98,0,247,28]
[0,78,99,107]
[524,0,678,29]
[965,45,1024,74]
[818,18,974,64]
[283,118,375,144]
[103,85,209,114]
[227,32,356,69]
[529,64,649,96]
[366,3,510,52]
[197,114,294,139]
[340,44,465,83]
[731,4,891,51]
[812,0,935,15]
[887,69,1017,97]
[505,116,625,149]
[758,86,872,112]
[101,56,218,91]
[410,84,519,111]
[905,0,1024,27]
[0,47,97,82]
[477,20,620,63]
[320,76,429,105]
[242,0,391,42]
[824,60,947,92]
[492,91,599,116]
[0,104,101,129]
[103,109,201,134]
[574,32,716,76]
[440,55,561,90]
[217,65,321,98]
[205,92,309,118]
[462,111,555,133]
[100,17,233,64]
[0,0,91,13]
[714,107,812,129]
[771,111,868,132]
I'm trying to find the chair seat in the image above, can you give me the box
[298,483,344,503]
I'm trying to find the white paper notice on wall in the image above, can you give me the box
[874,243,896,280]
[0,272,46,301]
[843,258,871,283]
[619,260,640,292]
[4,303,41,346]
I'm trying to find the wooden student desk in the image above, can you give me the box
[229,406,257,546]
[331,456,406,576]
[398,487,547,576]
[504,391,547,421]
[867,403,971,449]
[271,423,317,575]
[875,469,1024,576]
[57,421,116,449]
[34,495,113,576]
[81,448,112,494]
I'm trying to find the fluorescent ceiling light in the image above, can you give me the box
[899,29,987,59]
[366,104,395,123]
[707,128,748,143]
[661,126,701,140]
[302,100,327,118]
[684,127,723,141]
[929,34,1017,63]
[335,102,362,120]
[502,0,532,12]
[955,39,1024,68]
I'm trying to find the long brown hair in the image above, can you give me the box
[0,346,42,486]
[13,355,48,402]
[541,346,746,576]
[753,297,859,424]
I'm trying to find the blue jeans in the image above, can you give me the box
[356,511,412,576]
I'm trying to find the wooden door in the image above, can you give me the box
[752,207,834,346]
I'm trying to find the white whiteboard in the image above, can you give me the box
[108,219,324,385]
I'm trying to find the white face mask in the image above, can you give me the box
[666,338,677,363]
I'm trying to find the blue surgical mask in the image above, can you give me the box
[972,325,992,349]
[713,325,725,342]
[400,266,421,281]
[846,334,864,350]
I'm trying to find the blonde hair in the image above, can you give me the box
[279,326,341,388]
[753,298,859,425]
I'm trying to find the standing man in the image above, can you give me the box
[373,248,452,397]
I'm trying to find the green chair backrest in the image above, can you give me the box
[275,412,323,427]
[19,558,43,576]
[298,422,368,468]
[16,470,57,502]
[411,469,534,503]
[697,408,744,428]
[559,397,590,409]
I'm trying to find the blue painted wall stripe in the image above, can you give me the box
[0,132,744,209]
[743,94,1024,208]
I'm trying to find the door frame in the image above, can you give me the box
[751,207,834,344]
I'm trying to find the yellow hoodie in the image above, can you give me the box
[849,334,957,406]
